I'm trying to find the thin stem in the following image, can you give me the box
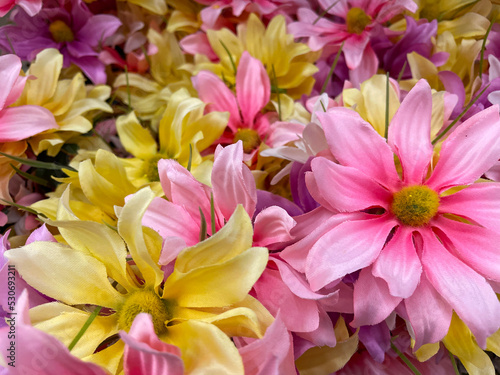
[271,65,282,121]
[219,40,237,75]
[391,343,422,375]
[479,16,495,79]
[210,193,216,235]
[124,65,132,112]
[199,207,207,242]
[68,306,102,351]
[313,0,340,25]
[187,144,193,172]
[384,72,390,139]
[321,41,344,95]
[448,350,461,375]
[397,60,408,83]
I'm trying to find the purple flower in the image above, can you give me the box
[0,0,121,84]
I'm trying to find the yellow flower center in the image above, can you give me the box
[49,20,75,43]
[234,128,261,153]
[346,7,372,35]
[391,185,439,227]
[116,289,173,335]
[144,154,169,182]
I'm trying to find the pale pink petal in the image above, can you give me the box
[343,33,370,70]
[321,282,354,313]
[26,224,56,244]
[304,172,338,213]
[236,51,270,127]
[316,109,400,190]
[310,157,392,212]
[306,215,397,291]
[0,106,57,142]
[239,313,295,375]
[212,142,257,219]
[4,75,28,108]
[17,0,42,16]
[432,216,500,282]
[192,70,241,131]
[121,313,184,375]
[421,229,500,348]
[0,54,21,110]
[159,236,187,266]
[295,307,336,347]
[348,44,378,88]
[253,206,295,248]
[372,226,422,298]
[351,267,402,327]
[142,197,199,247]
[427,105,500,192]
[388,79,433,185]
[486,161,500,181]
[404,273,452,349]
[439,183,500,231]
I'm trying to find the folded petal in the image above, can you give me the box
[0,54,21,110]
[310,157,392,212]
[253,206,295,248]
[421,229,500,348]
[116,111,157,159]
[388,79,433,185]
[351,267,402,327]
[372,226,422,298]
[316,109,400,190]
[0,106,57,142]
[306,215,396,291]
[427,105,500,192]
[77,15,122,47]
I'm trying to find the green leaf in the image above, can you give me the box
[199,207,207,242]
[210,192,216,235]
[68,306,103,351]
[187,144,193,172]
[0,151,76,172]
[0,199,47,218]
[10,164,49,187]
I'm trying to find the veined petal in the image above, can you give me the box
[310,157,392,212]
[316,109,400,190]
[427,105,500,192]
[351,267,402,327]
[421,229,500,348]
[0,54,22,109]
[118,188,164,289]
[405,273,452,350]
[236,51,270,127]
[78,15,122,47]
[26,48,62,106]
[372,226,422,298]
[116,111,157,159]
[6,242,125,309]
[388,79,433,185]
[306,215,396,291]
[0,106,58,142]
[212,142,257,220]
[439,183,500,232]
[252,206,295,248]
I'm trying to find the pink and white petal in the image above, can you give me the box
[351,267,402,327]
[236,51,270,127]
[316,109,400,190]
[310,157,392,212]
[192,70,241,131]
[0,54,21,110]
[421,229,500,348]
[438,183,500,232]
[306,215,397,291]
[342,33,370,70]
[404,273,452,349]
[121,313,184,375]
[372,226,422,298]
[4,75,28,108]
[142,197,199,247]
[253,206,295,248]
[388,79,433,185]
[212,142,257,219]
[0,106,57,142]
[432,215,500,282]
[427,105,500,192]
[17,0,43,16]
[239,313,295,375]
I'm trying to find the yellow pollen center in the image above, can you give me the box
[49,20,75,43]
[234,128,261,153]
[391,185,439,227]
[116,289,172,335]
[346,7,372,35]
[144,154,169,182]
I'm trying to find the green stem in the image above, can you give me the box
[271,65,282,121]
[479,16,495,79]
[391,343,422,375]
[384,72,390,139]
[68,306,102,351]
[321,41,344,95]
[448,350,461,375]
[313,0,340,25]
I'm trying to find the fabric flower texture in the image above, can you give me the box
[282,79,500,350]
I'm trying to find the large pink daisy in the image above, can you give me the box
[281,79,500,349]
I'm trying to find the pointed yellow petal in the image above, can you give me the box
[83,340,124,375]
[116,111,157,159]
[26,48,62,106]
[414,342,440,362]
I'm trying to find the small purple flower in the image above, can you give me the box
[0,0,121,84]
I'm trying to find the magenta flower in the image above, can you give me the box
[0,0,121,84]
[282,79,500,349]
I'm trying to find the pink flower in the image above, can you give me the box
[193,51,274,158]
[0,0,41,16]
[288,0,417,69]
[282,79,500,349]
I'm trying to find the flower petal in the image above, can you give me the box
[0,54,21,109]
[372,226,422,298]
[77,15,122,47]
[116,111,157,159]
[0,106,57,142]
[306,215,396,291]
[388,79,433,185]
[427,105,500,192]
[252,206,295,249]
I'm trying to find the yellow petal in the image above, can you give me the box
[486,328,500,356]
[83,341,124,375]
[116,111,157,159]
[437,13,489,39]
[125,0,167,15]
[414,342,440,362]
[6,242,125,309]
[26,48,62,106]
[406,52,440,89]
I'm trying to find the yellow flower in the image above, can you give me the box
[7,188,271,374]
[116,88,229,186]
[13,48,113,156]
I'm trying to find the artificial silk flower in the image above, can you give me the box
[6,188,271,374]
[0,0,41,16]
[282,79,500,350]
[116,88,229,185]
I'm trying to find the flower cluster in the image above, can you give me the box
[0,0,499,374]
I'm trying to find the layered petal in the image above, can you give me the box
[116,111,157,159]
[0,54,22,110]
[0,106,58,142]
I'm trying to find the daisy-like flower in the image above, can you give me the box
[6,187,271,374]
[282,79,500,350]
